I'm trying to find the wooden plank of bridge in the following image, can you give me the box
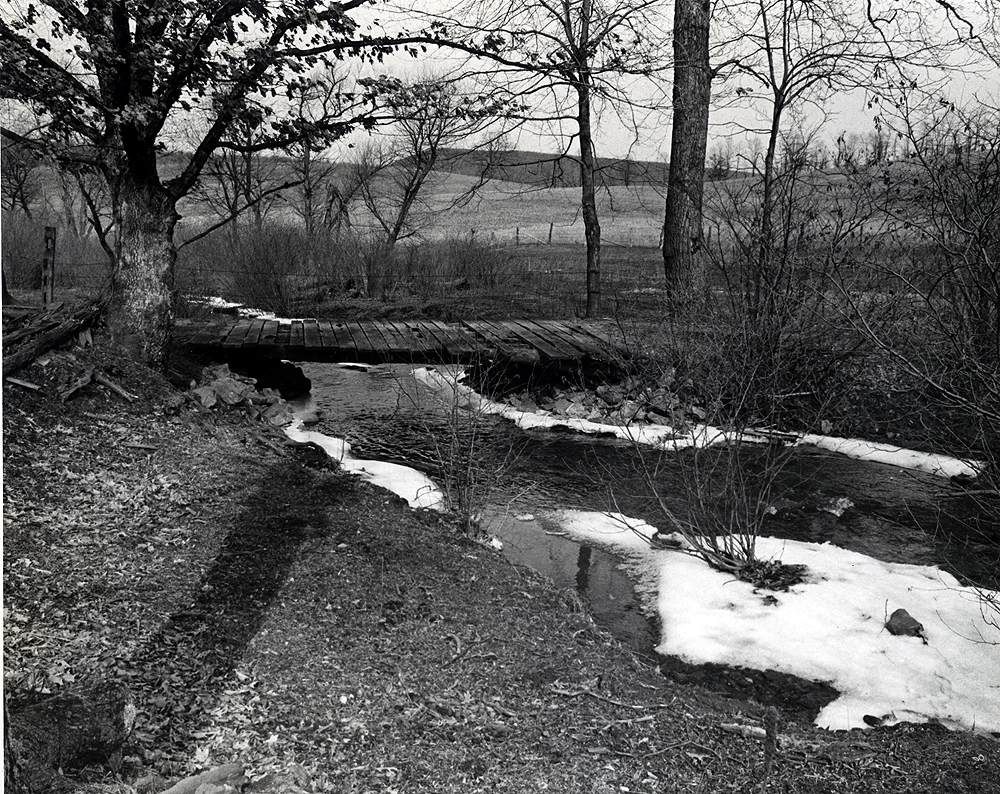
[505,319,576,361]
[536,320,620,361]
[562,322,623,359]
[376,320,418,357]
[478,319,551,360]
[351,321,380,357]
[402,321,449,358]
[274,321,292,349]
[245,318,269,349]
[420,320,482,358]
[221,319,255,349]
[302,319,323,356]
[527,319,602,359]
[290,320,305,351]
[326,320,359,357]
[462,319,515,356]
[259,319,281,349]
[180,321,226,347]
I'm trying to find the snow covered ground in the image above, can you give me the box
[556,511,1000,735]
[284,421,445,511]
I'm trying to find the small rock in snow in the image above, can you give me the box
[885,608,927,642]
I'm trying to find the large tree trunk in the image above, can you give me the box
[108,174,179,370]
[578,76,602,318]
[6,681,135,793]
[663,0,712,299]
[578,0,601,318]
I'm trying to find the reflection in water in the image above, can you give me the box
[295,361,999,651]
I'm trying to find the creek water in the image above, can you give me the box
[293,361,999,658]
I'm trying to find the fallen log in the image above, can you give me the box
[159,763,247,794]
[6,680,135,792]
[2,300,105,376]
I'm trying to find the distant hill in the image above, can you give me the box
[431,147,671,189]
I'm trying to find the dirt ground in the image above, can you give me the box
[3,339,1000,793]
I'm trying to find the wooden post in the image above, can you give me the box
[42,226,56,307]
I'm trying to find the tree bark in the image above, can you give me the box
[108,174,180,370]
[578,69,602,318]
[663,0,712,299]
[2,264,14,305]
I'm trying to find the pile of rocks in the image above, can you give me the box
[166,363,296,427]
[504,374,705,428]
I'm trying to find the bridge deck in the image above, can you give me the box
[175,317,625,371]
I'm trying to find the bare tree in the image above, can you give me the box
[1,137,39,216]
[414,0,669,316]
[284,68,361,244]
[353,76,501,252]
[0,1,429,367]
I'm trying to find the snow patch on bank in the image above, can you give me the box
[556,510,1000,734]
[793,434,980,479]
[412,368,982,480]
[283,417,445,511]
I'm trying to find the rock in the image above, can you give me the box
[509,393,538,412]
[225,358,311,400]
[192,385,218,409]
[162,393,188,415]
[247,387,282,406]
[818,497,854,517]
[885,608,927,641]
[551,397,573,415]
[211,377,254,406]
[246,764,313,794]
[297,407,324,425]
[264,403,295,427]
[136,773,172,794]
[595,385,623,406]
[203,363,236,382]
[647,410,675,427]
[614,399,647,424]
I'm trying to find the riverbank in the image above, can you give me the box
[4,342,1000,793]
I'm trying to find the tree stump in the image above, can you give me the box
[5,680,136,792]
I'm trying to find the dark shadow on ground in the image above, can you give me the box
[130,456,349,753]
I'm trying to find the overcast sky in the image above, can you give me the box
[341,0,998,164]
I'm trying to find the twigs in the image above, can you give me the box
[5,377,42,391]
[60,366,137,403]
[549,684,671,711]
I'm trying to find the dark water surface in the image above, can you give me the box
[295,362,999,655]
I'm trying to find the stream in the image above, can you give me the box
[290,361,999,666]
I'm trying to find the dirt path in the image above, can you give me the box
[3,344,999,793]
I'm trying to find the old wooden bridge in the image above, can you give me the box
[175,317,627,374]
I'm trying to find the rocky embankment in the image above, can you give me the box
[502,372,706,428]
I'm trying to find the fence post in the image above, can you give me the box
[548,222,553,245]
[42,226,56,307]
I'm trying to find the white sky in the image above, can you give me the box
[345,0,1000,163]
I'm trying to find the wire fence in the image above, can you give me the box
[175,242,670,319]
[4,223,671,320]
